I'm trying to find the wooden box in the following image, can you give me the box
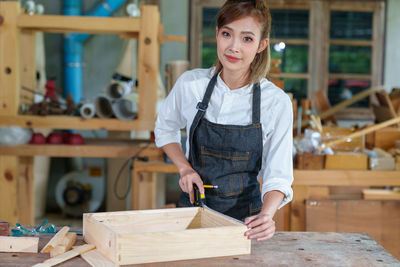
[296,153,325,169]
[83,208,250,265]
[325,153,368,170]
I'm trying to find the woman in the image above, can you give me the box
[155,0,293,241]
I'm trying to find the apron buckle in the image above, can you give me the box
[196,102,208,112]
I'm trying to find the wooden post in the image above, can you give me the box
[371,1,385,88]
[17,157,34,224]
[137,5,159,122]
[308,0,330,98]
[0,2,21,225]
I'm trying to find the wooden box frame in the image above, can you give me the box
[83,207,250,265]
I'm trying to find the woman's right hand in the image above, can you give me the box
[178,167,204,204]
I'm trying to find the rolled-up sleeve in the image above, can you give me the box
[259,94,294,209]
[154,76,187,148]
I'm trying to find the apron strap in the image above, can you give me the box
[252,82,261,124]
[188,74,218,162]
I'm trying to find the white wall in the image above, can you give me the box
[384,0,400,89]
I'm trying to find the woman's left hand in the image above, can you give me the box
[244,213,276,241]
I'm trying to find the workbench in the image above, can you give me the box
[0,232,398,266]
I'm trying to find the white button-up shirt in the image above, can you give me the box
[155,68,293,208]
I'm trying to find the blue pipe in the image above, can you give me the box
[63,0,127,104]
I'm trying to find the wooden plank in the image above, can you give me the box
[0,236,38,253]
[134,161,178,173]
[329,39,373,47]
[382,201,400,259]
[337,200,382,243]
[17,15,140,34]
[328,73,372,80]
[41,226,70,253]
[293,170,400,186]
[19,30,35,108]
[270,38,309,45]
[329,1,381,12]
[306,200,337,232]
[363,189,400,200]
[50,232,77,258]
[190,0,204,68]
[81,249,118,267]
[0,156,18,225]
[0,139,163,159]
[33,244,95,267]
[290,185,308,231]
[0,115,155,131]
[309,0,330,99]
[0,2,20,116]
[17,156,34,225]
[137,6,159,122]
[269,73,309,79]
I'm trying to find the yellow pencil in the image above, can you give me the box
[203,185,218,189]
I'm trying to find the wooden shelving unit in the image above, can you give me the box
[0,2,160,225]
[0,115,155,131]
[0,139,163,159]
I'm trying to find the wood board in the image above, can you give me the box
[83,208,250,265]
[306,199,400,259]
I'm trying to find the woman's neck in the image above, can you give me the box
[220,69,250,90]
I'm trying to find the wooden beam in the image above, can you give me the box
[0,115,155,131]
[328,73,372,80]
[81,249,116,267]
[294,170,400,186]
[329,40,373,47]
[41,226,70,253]
[309,0,330,98]
[371,1,385,87]
[0,139,163,159]
[17,156,34,225]
[269,73,310,79]
[0,156,18,225]
[33,244,95,267]
[137,6,159,122]
[0,236,39,253]
[17,15,140,34]
[50,232,77,258]
[0,2,20,116]
[329,1,382,12]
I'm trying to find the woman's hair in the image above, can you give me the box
[214,0,271,84]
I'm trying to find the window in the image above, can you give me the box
[328,11,374,107]
[190,0,385,106]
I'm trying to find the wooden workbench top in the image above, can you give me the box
[0,232,398,266]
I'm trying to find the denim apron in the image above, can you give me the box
[178,74,263,221]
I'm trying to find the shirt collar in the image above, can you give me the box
[216,71,253,95]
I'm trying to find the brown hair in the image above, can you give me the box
[214,0,271,84]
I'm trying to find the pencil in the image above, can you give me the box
[203,185,218,189]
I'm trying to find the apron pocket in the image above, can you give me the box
[200,146,250,197]
[249,199,262,216]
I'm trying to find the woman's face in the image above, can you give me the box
[216,16,267,75]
